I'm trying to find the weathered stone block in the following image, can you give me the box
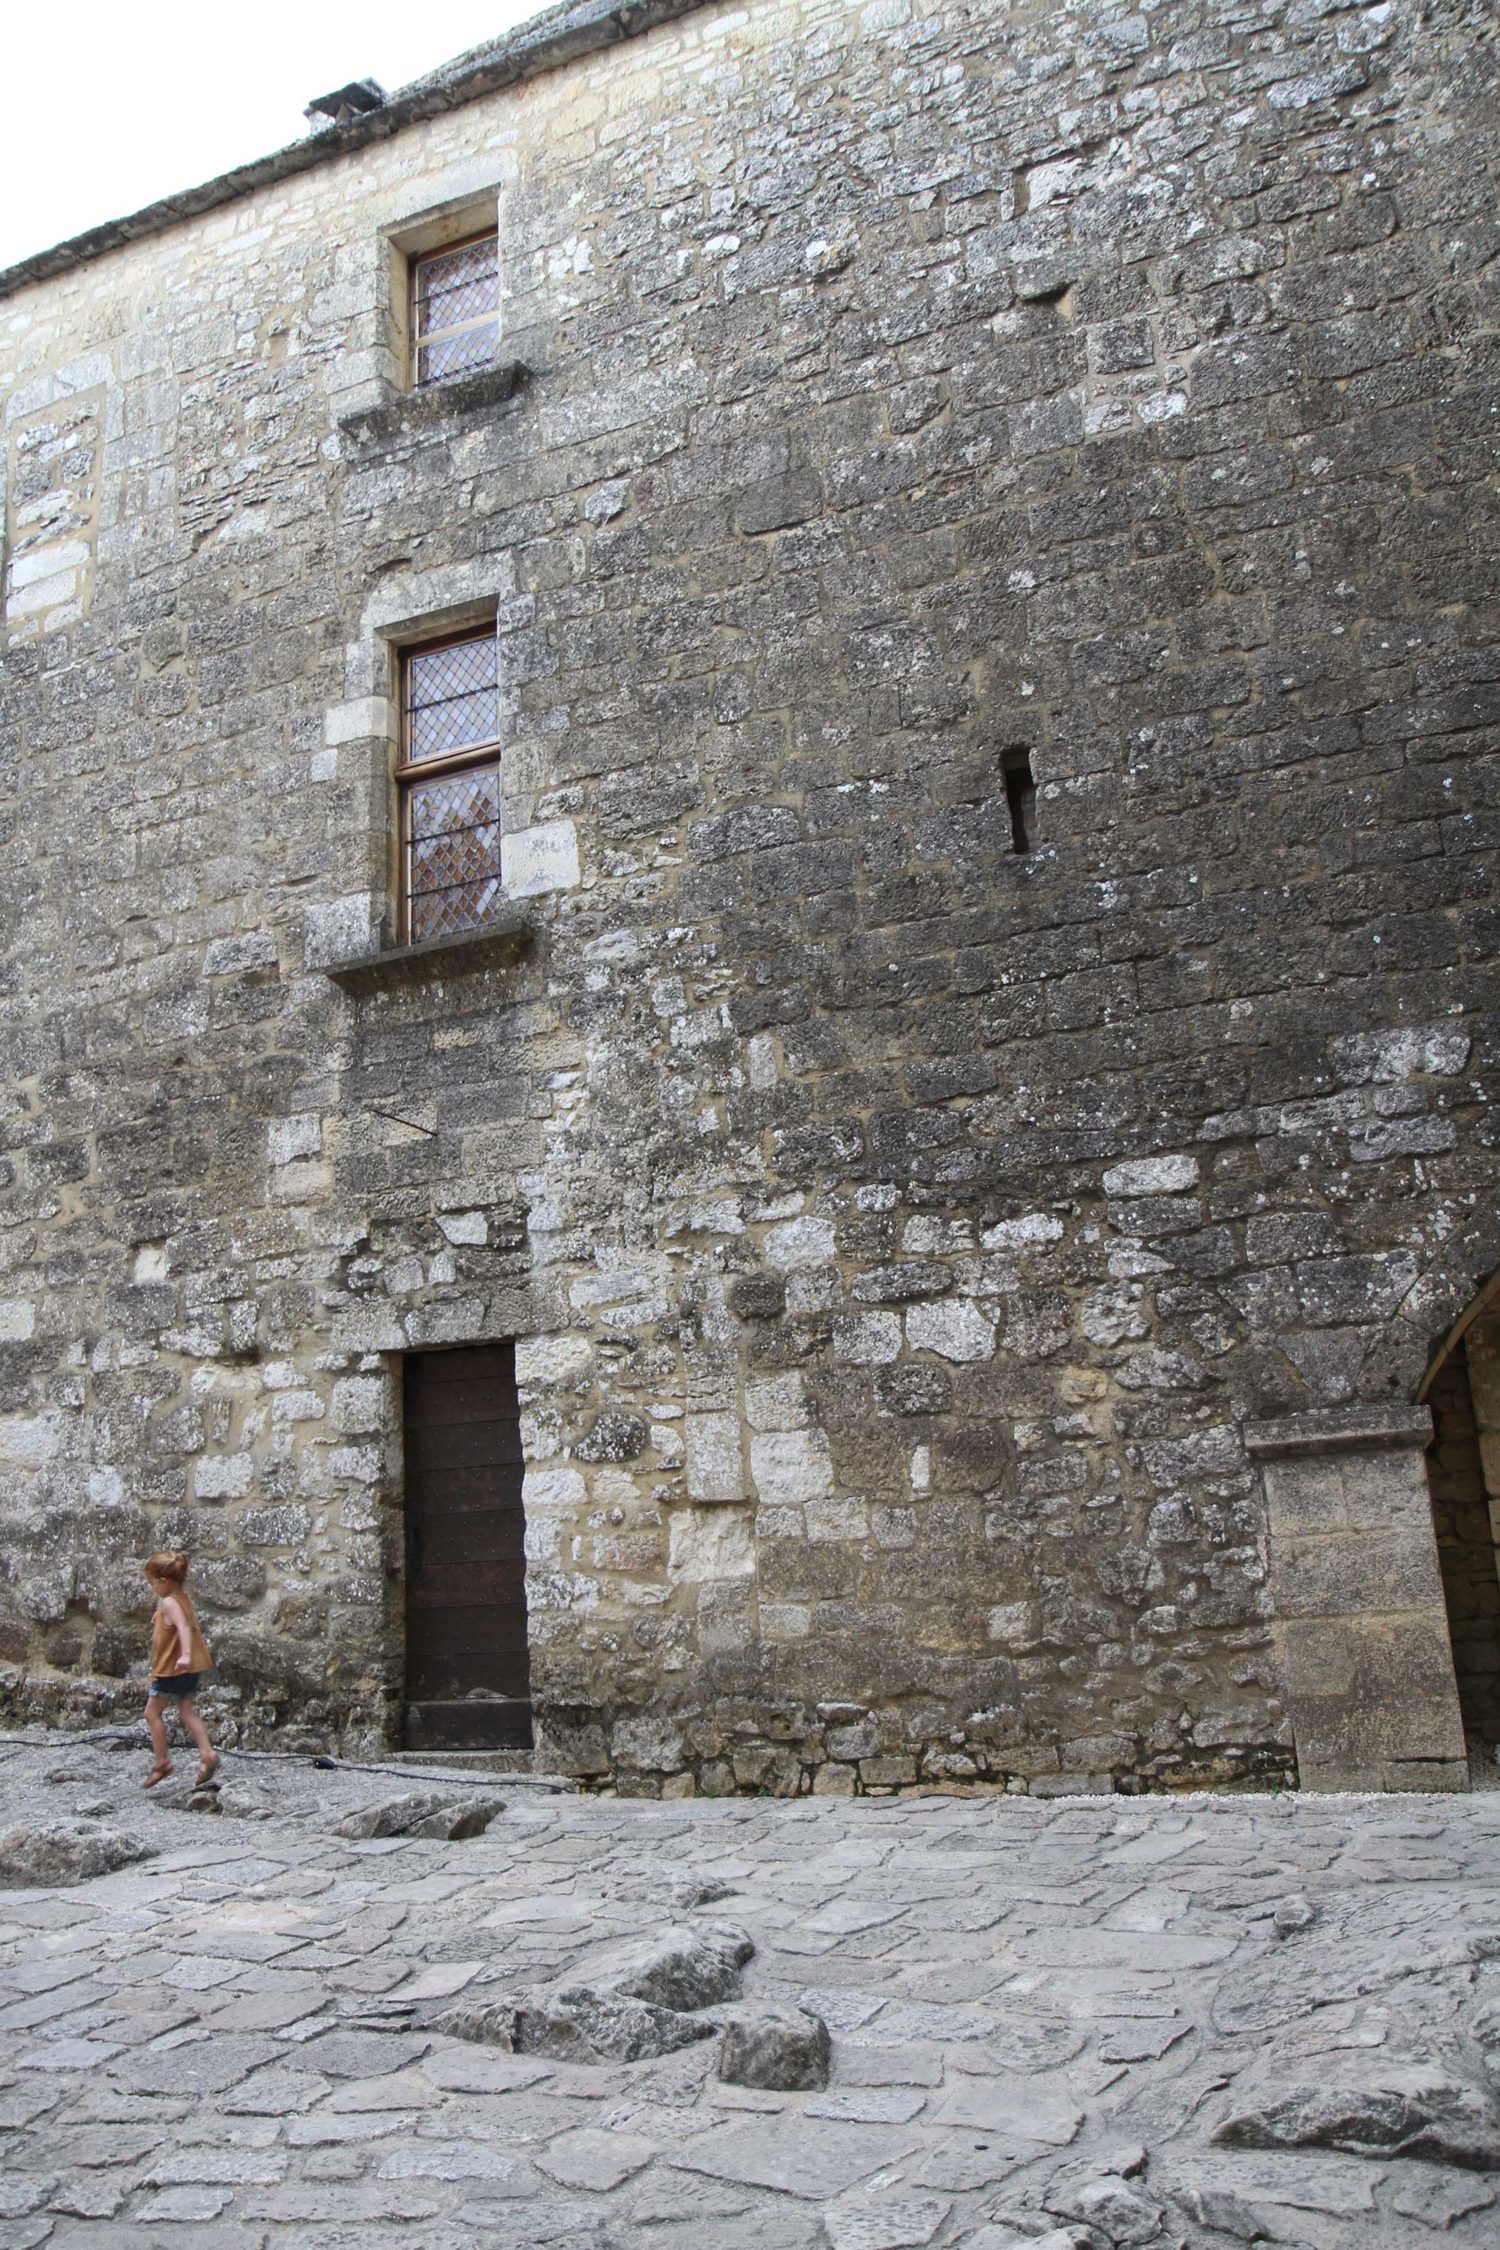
[1101,1155,1199,1197]
[668,1506,753,1583]
[749,1429,833,1506]
[905,1301,995,1363]
[0,1819,154,1887]
[717,2003,830,2090]
[501,820,581,897]
[575,1410,648,1462]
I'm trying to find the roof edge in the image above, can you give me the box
[0,0,714,303]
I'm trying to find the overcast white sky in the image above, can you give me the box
[0,0,549,273]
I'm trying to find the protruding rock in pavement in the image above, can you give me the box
[429,1995,523,2050]
[1049,2172,1169,2245]
[1214,2060,1500,2170]
[0,1818,155,1887]
[334,1789,505,1840]
[410,1795,507,1839]
[1470,1994,1500,2077]
[717,2000,831,2090]
[334,1789,456,1838]
[518,1989,717,2063]
[571,1920,754,2011]
[434,1919,756,2063]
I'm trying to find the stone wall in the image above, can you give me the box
[0,0,1496,1792]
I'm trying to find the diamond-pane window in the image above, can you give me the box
[399,629,502,942]
[404,634,498,764]
[412,233,499,390]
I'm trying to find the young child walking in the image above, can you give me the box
[142,1551,219,1789]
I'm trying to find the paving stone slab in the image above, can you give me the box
[832,2042,945,2087]
[820,2192,953,2250]
[283,2108,417,2144]
[533,2126,665,2191]
[293,2029,432,2078]
[671,2116,911,2198]
[377,2138,530,2183]
[419,2047,553,2094]
[47,2231,263,2250]
[927,2069,1084,2146]
[218,2067,332,2117]
[803,2086,927,2123]
[17,2039,123,2072]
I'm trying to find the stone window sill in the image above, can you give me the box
[1244,1404,1433,1459]
[339,361,531,455]
[322,906,535,993]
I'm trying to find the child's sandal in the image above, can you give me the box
[194,1751,220,1788]
[141,1763,172,1789]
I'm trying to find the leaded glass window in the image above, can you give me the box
[399,630,501,941]
[411,233,500,388]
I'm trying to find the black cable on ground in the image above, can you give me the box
[0,1728,572,1792]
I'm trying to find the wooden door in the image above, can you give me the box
[402,1342,532,1750]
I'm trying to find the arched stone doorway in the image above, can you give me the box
[1421,1276,1500,1768]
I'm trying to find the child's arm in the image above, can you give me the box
[161,1595,193,1672]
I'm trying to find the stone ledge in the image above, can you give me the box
[339,362,531,454]
[1245,1403,1434,1459]
[321,908,535,992]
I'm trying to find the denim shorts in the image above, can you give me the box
[148,1673,200,1701]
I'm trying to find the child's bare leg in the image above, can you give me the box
[145,1696,171,1771]
[180,1700,214,1763]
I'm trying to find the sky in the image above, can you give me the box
[0,0,549,272]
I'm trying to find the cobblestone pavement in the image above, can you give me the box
[2,1740,1499,2249]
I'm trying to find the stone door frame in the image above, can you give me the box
[1247,1404,1469,1793]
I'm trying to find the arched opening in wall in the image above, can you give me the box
[1421,1273,1500,1773]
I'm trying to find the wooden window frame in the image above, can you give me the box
[397,626,502,943]
[409,229,500,391]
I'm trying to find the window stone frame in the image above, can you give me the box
[306,560,580,975]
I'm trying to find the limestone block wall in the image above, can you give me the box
[0,0,1496,1790]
